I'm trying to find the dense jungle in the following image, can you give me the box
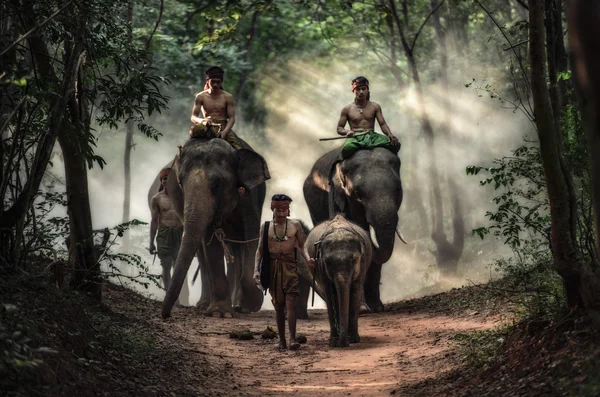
[2,0,600,396]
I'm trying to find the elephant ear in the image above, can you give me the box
[328,160,348,217]
[237,149,271,190]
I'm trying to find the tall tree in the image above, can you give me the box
[387,0,464,275]
[529,0,599,311]
[567,0,600,261]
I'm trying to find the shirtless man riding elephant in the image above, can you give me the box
[189,66,242,149]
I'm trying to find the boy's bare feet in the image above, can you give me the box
[289,340,301,350]
[276,341,287,351]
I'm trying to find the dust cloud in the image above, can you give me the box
[45,51,531,310]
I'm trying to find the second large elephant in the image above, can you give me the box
[303,146,403,312]
[160,136,270,318]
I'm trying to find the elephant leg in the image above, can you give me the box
[239,241,263,313]
[364,261,385,312]
[159,256,181,306]
[325,283,340,347]
[196,244,211,312]
[204,238,234,317]
[229,243,245,313]
[178,263,191,307]
[348,279,362,343]
[295,277,310,320]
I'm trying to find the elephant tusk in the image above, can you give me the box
[369,225,380,249]
[396,225,408,244]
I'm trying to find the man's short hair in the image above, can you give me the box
[205,66,224,80]
[351,76,369,91]
[271,194,292,202]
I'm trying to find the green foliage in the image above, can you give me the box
[0,304,44,381]
[452,327,508,369]
[467,144,550,255]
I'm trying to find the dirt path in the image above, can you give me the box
[144,305,502,396]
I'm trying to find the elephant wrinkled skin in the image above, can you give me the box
[303,146,402,312]
[306,215,371,347]
[154,137,270,319]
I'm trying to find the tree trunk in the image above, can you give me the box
[61,132,100,299]
[567,1,600,296]
[235,10,259,100]
[529,0,592,309]
[429,0,465,276]
[122,2,134,238]
[0,9,84,236]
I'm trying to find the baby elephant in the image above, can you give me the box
[306,215,372,347]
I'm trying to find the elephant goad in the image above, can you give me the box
[306,215,371,347]
[155,136,270,319]
[303,146,403,312]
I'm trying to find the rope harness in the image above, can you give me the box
[206,227,260,264]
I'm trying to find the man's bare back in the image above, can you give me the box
[151,191,182,229]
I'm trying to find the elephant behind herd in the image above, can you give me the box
[147,137,402,319]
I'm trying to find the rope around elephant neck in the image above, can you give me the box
[206,228,261,265]
[210,228,235,264]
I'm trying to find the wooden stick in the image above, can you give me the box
[319,131,370,141]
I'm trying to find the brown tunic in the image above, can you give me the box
[269,252,299,305]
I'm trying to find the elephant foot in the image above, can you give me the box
[161,306,172,319]
[365,298,385,313]
[349,333,360,343]
[233,306,250,314]
[204,301,234,318]
[329,337,349,348]
[196,299,210,312]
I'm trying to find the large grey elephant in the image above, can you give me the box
[157,136,270,318]
[306,215,371,347]
[303,146,402,312]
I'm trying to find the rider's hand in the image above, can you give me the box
[253,270,261,286]
[220,130,229,139]
[345,131,355,138]
[388,134,399,147]
[149,244,156,255]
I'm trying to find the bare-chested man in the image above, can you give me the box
[337,76,399,158]
[253,194,316,351]
[189,66,241,149]
[149,168,189,305]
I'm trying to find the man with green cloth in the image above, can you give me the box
[149,168,189,306]
[336,76,400,159]
[189,66,242,149]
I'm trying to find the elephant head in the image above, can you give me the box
[329,148,402,265]
[161,138,269,318]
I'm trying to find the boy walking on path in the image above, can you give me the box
[253,194,315,351]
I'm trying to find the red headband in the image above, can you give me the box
[352,81,368,91]
[159,169,170,179]
[270,201,290,211]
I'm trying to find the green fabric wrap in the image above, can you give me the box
[156,226,183,259]
[341,130,400,159]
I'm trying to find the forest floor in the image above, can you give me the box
[2,275,600,397]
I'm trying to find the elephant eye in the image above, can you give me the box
[354,191,362,202]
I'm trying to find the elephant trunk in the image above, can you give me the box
[366,201,398,264]
[334,272,351,347]
[162,186,216,318]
